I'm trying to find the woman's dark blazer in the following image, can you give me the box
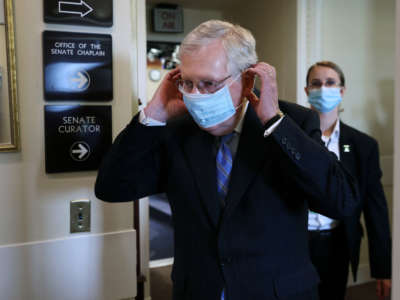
[340,122,391,281]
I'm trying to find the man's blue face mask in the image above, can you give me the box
[180,74,242,128]
[308,87,342,113]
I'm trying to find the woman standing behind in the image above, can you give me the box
[305,61,392,300]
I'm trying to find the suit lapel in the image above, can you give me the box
[182,127,220,229]
[224,106,270,217]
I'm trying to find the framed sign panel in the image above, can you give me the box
[44,0,113,27]
[44,105,112,173]
[43,30,112,101]
[152,5,183,33]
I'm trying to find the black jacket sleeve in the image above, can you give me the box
[362,140,392,278]
[270,105,359,219]
[95,113,167,202]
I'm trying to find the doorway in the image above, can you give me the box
[139,1,398,299]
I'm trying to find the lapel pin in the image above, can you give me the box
[343,144,351,153]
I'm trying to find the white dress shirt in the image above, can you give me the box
[308,119,341,231]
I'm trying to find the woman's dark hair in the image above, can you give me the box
[306,61,345,87]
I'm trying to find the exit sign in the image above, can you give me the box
[152,6,183,33]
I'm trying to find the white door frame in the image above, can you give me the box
[392,0,400,298]
[296,0,322,107]
[132,1,151,299]
[134,1,400,299]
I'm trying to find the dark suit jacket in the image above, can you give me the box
[95,101,359,300]
[339,122,391,281]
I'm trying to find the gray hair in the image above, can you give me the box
[178,20,258,75]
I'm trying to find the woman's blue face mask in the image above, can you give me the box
[180,74,241,128]
[307,87,342,113]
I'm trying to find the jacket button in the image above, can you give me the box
[281,137,287,145]
[295,152,301,160]
[220,257,232,266]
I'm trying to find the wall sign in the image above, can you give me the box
[44,105,112,173]
[43,31,112,101]
[152,5,183,33]
[43,0,113,27]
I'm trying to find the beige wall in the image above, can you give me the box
[319,0,395,280]
[225,0,298,102]
[320,0,395,156]
[0,0,138,298]
[0,0,134,245]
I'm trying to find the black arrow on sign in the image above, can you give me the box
[58,1,94,18]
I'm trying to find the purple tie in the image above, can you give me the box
[216,133,234,198]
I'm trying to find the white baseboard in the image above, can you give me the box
[149,257,174,268]
[0,230,137,300]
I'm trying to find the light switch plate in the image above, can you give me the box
[70,199,90,233]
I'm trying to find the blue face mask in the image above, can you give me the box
[181,76,240,128]
[308,87,342,113]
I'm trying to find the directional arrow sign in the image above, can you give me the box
[45,105,112,173]
[44,0,113,27]
[43,31,112,101]
[70,141,90,161]
[71,71,90,90]
[59,1,93,18]
[72,143,89,159]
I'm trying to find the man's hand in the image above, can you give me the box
[376,279,391,300]
[144,68,187,122]
[244,62,280,125]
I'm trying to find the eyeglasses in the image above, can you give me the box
[176,75,232,94]
[308,79,341,89]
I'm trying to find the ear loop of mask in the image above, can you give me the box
[232,72,247,111]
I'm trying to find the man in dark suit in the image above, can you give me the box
[305,61,391,300]
[95,21,359,300]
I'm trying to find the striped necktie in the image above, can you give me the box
[217,134,234,300]
[216,133,234,198]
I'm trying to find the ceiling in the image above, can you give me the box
[146,0,243,10]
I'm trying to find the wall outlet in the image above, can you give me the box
[70,199,90,233]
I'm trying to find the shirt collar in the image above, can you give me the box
[321,118,340,143]
[234,100,249,134]
[331,118,340,140]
